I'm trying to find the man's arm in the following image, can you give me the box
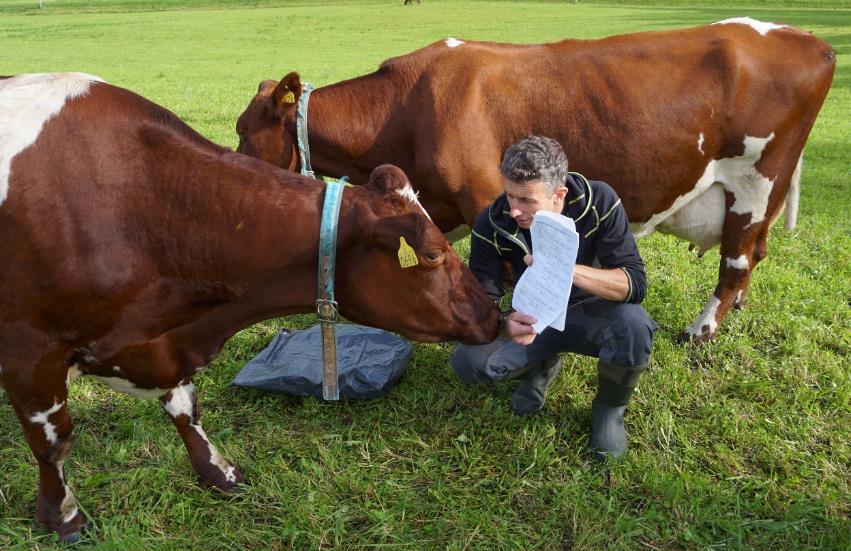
[589,194,648,304]
[572,265,629,302]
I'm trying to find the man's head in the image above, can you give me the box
[499,135,569,229]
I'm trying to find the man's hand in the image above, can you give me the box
[502,311,538,345]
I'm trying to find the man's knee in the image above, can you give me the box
[451,340,503,384]
[451,339,530,384]
[599,304,658,367]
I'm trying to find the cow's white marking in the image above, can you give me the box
[29,400,64,445]
[60,485,78,523]
[190,425,238,483]
[686,296,721,337]
[54,459,78,523]
[443,224,471,243]
[726,255,749,271]
[713,17,786,36]
[0,73,104,207]
[444,37,465,48]
[395,184,432,220]
[697,133,705,155]
[735,289,744,306]
[163,382,195,419]
[633,133,776,239]
[726,133,775,226]
[89,374,171,399]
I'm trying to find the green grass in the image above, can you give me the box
[1,1,849,549]
[1,0,849,15]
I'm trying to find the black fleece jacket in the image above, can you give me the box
[469,172,647,306]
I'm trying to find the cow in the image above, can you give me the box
[235,18,835,342]
[0,72,498,542]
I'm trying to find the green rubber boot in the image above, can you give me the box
[590,360,648,461]
[510,355,562,416]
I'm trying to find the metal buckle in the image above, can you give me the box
[316,299,339,322]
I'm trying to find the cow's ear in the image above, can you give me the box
[364,164,410,196]
[271,72,302,114]
[257,79,277,95]
[370,211,424,252]
[368,211,446,269]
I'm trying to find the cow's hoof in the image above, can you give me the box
[60,531,81,544]
[200,464,245,493]
[41,509,90,544]
[55,520,90,544]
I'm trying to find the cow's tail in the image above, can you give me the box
[784,154,803,231]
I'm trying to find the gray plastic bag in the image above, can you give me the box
[232,324,412,400]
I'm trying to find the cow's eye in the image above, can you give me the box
[423,251,445,266]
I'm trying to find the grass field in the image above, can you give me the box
[1,1,849,549]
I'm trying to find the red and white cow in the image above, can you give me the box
[236,18,835,341]
[0,73,498,542]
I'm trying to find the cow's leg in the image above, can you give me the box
[684,133,801,341]
[683,205,761,342]
[159,379,244,491]
[4,358,88,542]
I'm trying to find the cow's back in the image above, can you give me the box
[400,24,834,223]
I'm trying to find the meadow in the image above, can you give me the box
[0,1,849,549]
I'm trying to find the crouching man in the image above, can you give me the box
[452,135,658,460]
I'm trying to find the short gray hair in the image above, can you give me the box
[499,135,569,194]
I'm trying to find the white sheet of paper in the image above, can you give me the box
[511,210,579,334]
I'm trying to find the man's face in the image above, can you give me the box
[504,178,567,229]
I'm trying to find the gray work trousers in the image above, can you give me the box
[451,298,658,384]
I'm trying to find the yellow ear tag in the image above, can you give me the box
[283,90,296,104]
[397,237,419,268]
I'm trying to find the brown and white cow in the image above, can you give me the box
[236,18,835,341]
[0,73,498,542]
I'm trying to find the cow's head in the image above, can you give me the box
[337,165,499,345]
[235,72,301,170]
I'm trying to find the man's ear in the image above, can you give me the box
[271,72,302,116]
[554,186,568,204]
